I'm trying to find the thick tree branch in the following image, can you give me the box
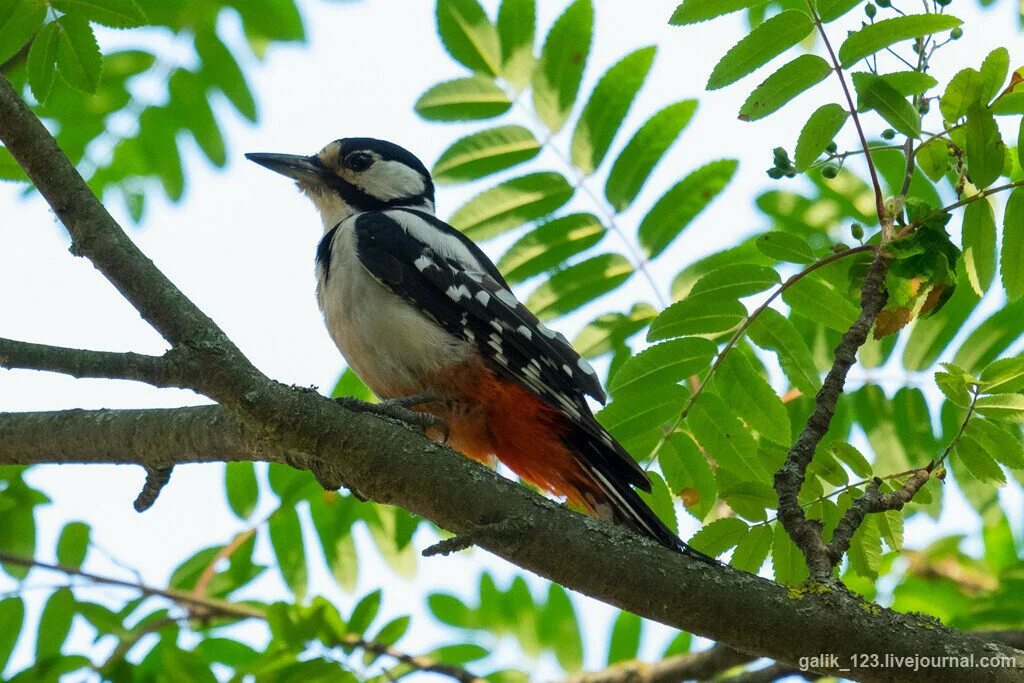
[2,76,1022,681]
[774,253,891,581]
[561,644,753,683]
[0,337,184,387]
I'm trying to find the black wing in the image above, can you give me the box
[351,210,649,491]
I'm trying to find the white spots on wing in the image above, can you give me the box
[475,290,491,307]
[562,364,573,376]
[516,325,532,340]
[538,323,557,339]
[414,254,435,272]
[495,288,518,309]
[578,357,597,377]
[446,284,471,301]
[489,320,503,332]
[465,270,483,283]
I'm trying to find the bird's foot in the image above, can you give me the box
[334,393,449,442]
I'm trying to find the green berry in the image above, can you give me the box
[919,100,930,115]
[951,27,963,39]
[773,147,788,161]
[821,164,839,179]
[935,0,951,6]
[784,169,796,178]
[875,0,890,6]
[767,167,784,179]
[851,223,864,240]
[825,142,838,154]
[865,3,876,17]
[881,128,896,140]
[832,242,850,254]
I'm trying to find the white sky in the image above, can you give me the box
[2,0,1023,679]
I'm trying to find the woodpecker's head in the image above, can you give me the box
[246,138,435,228]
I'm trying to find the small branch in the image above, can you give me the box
[646,245,877,466]
[423,516,533,557]
[133,466,173,512]
[0,551,481,683]
[561,644,753,683]
[193,529,256,599]
[826,470,930,563]
[722,662,811,683]
[774,251,890,581]
[935,385,980,469]
[0,337,184,387]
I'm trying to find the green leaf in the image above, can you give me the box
[876,508,904,552]
[851,72,920,138]
[961,198,996,296]
[837,15,962,68]
[433,125,540,184]
[739,55,831,122]
[967,419,1024,469]
[941,68,986,122]
[638,159,737,257]
[975,394,1024,423]
[816,0,862,23]
[497,0,534,89]
[609,337,717,395]
[0,598,23,673]
[56,521,89,567]
[532,0,592,132]
[26,20,59,104]
[771,522,809,584]
[714,352,790,444]
[707,11,812,91]
[956,434,1006,483]
[168,68,225,167]
[935,362,973,408]
[427,593,472,628]
[36,588,74,660]
[876,71,939,100]
[754,231,815,264]
[980,48,1009,104]
[526,253,632,321]
[1002,188,1024,301]
[572,46,656,174]
[51,0,146,28]
[794,104,849,171]
[604,100,697,211]
[916,137,952,182]
[596,384,688,444]
[965,104,1005,189]
[233,0,304,43]
[730,523,773,572]
[980,355,1024,394]
[688,517,748,556]
[0,0,45,64]
[347,589,382,636]
[196,29,256,122]
[539,584,583,670]
[783,274,858,331]
[669,0,770,25]
[952,299,1024,373]
[832,442,872,478]
[647,295,745,340]
[690,263,779,300]
[225,462,259,520]
[268,506,307,600]
[573,304,656,358]
[498,213,604,283]
[436,0,501,76]
[847,515,882,579]
[431,643,489,665]
[748,308,821,397]
[662,434,717,520]
[606,611,641,664]
[689,393,765,479]
[54,15,101,93]
[450,172,573,240]
[415,77,512,121]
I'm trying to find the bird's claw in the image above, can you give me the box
[334,394,449,443]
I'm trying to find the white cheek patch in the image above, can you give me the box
[350,159,426,201]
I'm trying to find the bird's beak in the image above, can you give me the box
[245,152,327,184]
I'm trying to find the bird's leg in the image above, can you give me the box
[334,393,449,442]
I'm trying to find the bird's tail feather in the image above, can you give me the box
[578,461,716,563]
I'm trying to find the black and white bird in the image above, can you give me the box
[247,137,708,558]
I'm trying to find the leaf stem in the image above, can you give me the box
[644,244,878,467]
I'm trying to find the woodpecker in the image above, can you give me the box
[247,138,709,559]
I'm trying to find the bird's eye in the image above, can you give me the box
[346,152,373,172]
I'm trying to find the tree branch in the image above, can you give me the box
[2,75,1022,681]
[774,252,891,581]
[561,644,753,683]
[0,552,482,683]
[0,337,184,387]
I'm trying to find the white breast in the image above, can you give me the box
[316,217,473,399]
